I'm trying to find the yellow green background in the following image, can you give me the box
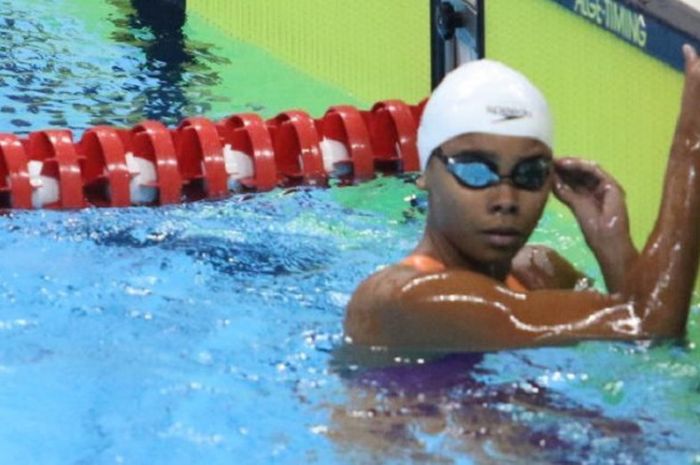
[187,0,432,106]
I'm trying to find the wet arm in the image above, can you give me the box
[621,45,700,336]
[590,235,638,293]
[346,268,636,351]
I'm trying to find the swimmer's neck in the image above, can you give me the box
[413,227,513,281]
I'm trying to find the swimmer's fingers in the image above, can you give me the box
[554,158,625,215]
[560,161,630,235]
[683,44,699,74]
[554,158,617,197]
[599,180,629,224]
[552,170,598,219]
[677,45,700,136]
[552,171,578,206]
[682,44,700,106]
[555,158,621,184]
[552,158,589,209]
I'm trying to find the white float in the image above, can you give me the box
[125,152,158,204]
[27,160,60,209]
[223,144,254,191]
[319,138,350,175]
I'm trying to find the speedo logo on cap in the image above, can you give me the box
[486,105,532,123]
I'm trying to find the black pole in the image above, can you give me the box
[431,1,480,87]
[131,0,187,33]
[476,0,485,58]
[430,0,446,90]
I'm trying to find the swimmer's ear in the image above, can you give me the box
[417,149,440,190]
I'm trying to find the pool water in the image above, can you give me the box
[0,1,699,464]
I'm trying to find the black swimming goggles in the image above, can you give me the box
[434,149,552,191]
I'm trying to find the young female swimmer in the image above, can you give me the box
[344,45,700,351]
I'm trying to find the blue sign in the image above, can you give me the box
[549,0,700,71]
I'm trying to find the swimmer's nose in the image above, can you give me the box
[488,183,519,215]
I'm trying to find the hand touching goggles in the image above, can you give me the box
[434,149,552,191]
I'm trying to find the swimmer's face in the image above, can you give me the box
[419,133,552,266]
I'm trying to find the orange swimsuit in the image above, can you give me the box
[401,254,528,292]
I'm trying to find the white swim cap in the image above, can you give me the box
[417,60,553,171]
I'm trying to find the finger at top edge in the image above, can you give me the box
[683,44,698,69]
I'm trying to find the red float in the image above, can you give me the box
[26,130,85,209]
[78,126,131,207]
[366,100,420,173]
[131,121,182,205]
[218,113,277,191]
[0,133,32,209]
[319,105,374,181]
[175,117,228,200]
[268,111,326,186]
[0,98,426,210]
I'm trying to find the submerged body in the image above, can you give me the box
[345,46,700,351]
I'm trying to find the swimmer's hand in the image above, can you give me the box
[552,157,638,292]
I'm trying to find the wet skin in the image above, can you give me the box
[345,45,700,351]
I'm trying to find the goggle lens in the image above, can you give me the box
[511,159,550,190]
[449,162,500,188]
[441,152,550,191]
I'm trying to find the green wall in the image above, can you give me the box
[188,0,432,106]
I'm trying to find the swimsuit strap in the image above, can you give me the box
[504,274,528,292]
[401,254,529,291]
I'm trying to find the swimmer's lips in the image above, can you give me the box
[480,228,523,248]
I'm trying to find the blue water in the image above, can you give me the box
[1,1,699,464]
[0,190,409,464]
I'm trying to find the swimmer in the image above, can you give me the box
[345,44,700,351]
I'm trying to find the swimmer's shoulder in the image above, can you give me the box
[345,260,440,344]
[348,262,423,312]
[347,245,584,321]
[345,257,495,345]
[345,258,555,349]
[349,254,449,310]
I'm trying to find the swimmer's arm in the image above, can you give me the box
[589,236,638,293]
[345,268,644,351]
[510,245,589,290]
[619,44,700,335]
